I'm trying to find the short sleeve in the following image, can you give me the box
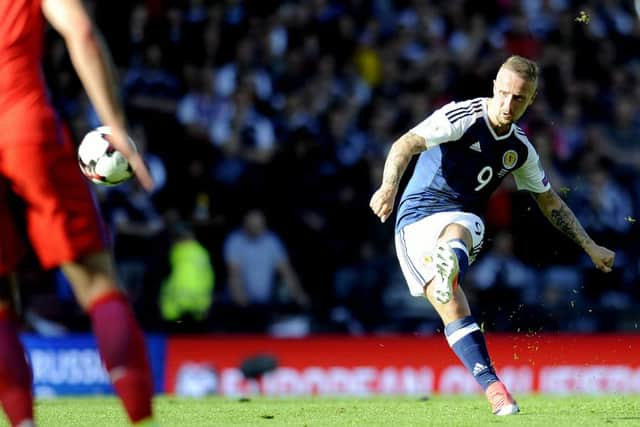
[512,143,551,193]
[409,100,483,148]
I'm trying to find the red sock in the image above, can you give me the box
[0,309,33,427]
[88,291,153,423]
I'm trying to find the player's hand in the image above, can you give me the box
[586,244,615,273]
[369,184,397,223]
[107,125,155,192]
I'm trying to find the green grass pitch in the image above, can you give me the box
[6,395,640,426]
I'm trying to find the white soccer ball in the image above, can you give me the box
[78,126,135,186]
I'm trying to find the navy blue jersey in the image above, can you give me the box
[396,98,550,231]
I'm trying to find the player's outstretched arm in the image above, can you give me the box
[42,0,154,191]
[531,189,615,272]
[370,132,426,223]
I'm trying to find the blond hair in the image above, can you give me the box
[501,55,539,84]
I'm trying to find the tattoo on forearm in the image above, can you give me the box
[382,134,424,187]
[382,150,411,187]
[549,204,591,247]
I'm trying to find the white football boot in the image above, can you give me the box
[432,242,459,304]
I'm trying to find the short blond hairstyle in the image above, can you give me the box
[501,55,539,84]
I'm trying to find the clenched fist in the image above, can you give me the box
[585,243,615,273]
[370,184,397,223]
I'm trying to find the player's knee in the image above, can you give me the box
[61,259,121,310]
[77,251,116,276]
[438,223,473,249]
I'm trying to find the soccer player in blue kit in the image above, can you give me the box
[370,55,615,415]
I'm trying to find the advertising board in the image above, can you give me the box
[165,334,640,396]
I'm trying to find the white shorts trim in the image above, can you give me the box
[395,211,485,297]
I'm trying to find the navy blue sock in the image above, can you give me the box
[447,239,469,285]
[444,316,498,390]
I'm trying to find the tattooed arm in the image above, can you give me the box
[369,132,427,223]
[532,189,615,272]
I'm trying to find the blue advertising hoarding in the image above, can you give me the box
[21,334,166,396]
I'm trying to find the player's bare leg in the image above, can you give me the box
[429,224,472,304]
[61,251,156,425]
[424,282,471,324]
[423,223,519,416]
[60,252,118,310]
[0,275,34,427]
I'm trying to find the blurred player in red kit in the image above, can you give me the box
[0,0,156,425]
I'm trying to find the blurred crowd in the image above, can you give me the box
[22,0,640,336]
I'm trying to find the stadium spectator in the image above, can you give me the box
[466,229,541,331]
[209,80,277,210]
[570,154,634,248]
[176,65,219,142]
[568,154,635,314]
[469,231,536,297]
[98,177,166,307]
[159,222,215,329]
[600,96,640,169]
[222,209,309,333]
[123,42,181,116]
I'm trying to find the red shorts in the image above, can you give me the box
[0,128,107,275]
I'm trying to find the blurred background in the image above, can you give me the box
[22,0,640,339]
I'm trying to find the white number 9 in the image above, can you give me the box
[474,166,493,191]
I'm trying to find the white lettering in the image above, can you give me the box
[497,366,534,393]
[540,366,640,394]
[439,366,477,394]
[218,364,640,396]
[220,368,245,396]
[30,349,109,386]
[224,366,434,396]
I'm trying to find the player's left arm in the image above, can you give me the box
[512,139,614,273]
[531,189,615,273]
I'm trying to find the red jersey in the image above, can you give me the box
[0,0,107,273]
[0,0,57,144]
